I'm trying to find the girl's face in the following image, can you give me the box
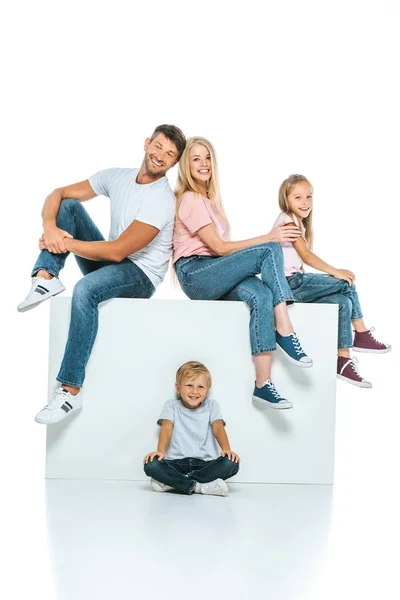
[189,143,212,186]
[287,182,313,219]
[176,373,209,409]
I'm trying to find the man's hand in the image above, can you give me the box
[221,450,240,463]
[143,451,165,464]
[41,226,73,254]
[39,227,73,254]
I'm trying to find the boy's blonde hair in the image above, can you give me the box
[278,174,314,249]
[175,136,230,229]
[176,361,212,390]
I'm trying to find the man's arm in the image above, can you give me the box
[42,180,97,254]
[59,219,160,262]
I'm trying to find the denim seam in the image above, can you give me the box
[31,267,58,278]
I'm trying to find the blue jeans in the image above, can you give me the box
[174,243,294,354]
[32,199,155,387]
[287,272,363,349]
[143,455,240,494]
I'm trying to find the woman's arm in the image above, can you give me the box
[294,237,355,284]
[196,222,301,256]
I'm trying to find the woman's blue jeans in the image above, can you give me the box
[143,455,240,494]
[174,243,295,354]
[31,199,155,387]
[287,272,363,349]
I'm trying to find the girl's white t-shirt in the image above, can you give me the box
[273,212,303,276]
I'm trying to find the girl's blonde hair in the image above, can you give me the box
[278,174,314,249]
[175,137,230,228]
[176,361,212,393]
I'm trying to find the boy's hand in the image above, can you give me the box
[221,450,240,463]
[143,451,165,464]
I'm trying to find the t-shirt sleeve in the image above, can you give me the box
[88,168,121,198]
[274,212,294,226]
[178,192,213,234]
[136,189,175,231]
[209,400,226,426]
[157,400,175,426]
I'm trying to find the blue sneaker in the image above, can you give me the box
[252,380,293,410]
[276,332,313,368]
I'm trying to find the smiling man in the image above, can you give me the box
[18,124,186,424]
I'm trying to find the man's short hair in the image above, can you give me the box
[150,124,186,160]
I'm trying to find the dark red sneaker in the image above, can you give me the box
[353,328,392,354]
[337,356,372,388]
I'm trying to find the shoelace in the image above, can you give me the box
[341,356,363,380]
[368,327,385,346]
[291,334,305,356]
[45,388,68,411]
[262,380,281,400]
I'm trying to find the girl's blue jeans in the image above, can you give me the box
[174,243,295,354]
[143,455,239,494]
[31,199,155,387]
[287,272,363,349]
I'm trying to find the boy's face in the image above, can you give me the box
[176,373,209,409]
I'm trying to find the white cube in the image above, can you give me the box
[46,297,338,484]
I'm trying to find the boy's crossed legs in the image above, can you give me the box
[144,455,239,496]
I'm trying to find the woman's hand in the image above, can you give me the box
[143,451,165,464]
[221,450,240,463]
[266,222,301,244]
[332,268,355,285]
[42,226,73,254]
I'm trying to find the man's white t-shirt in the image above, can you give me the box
[89,168,175,287]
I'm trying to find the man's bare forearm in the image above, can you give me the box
[42,189,64,228]
[64,238,121,262]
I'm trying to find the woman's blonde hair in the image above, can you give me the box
[176,361,212,394]
[278,174,314,249]
[175,136,230,227]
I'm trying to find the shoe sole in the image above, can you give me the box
[18,287,66,313]
[353,346,392,354]
[34,404,82,424]
[201,479,229,496]
[337,375,372,388]
[252,395,293,410]
[276,345,313,368]
[151,480,174,493]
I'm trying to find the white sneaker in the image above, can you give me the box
[35,387,82,424]
[17,276,65,312]
[151,479,174,493]
[197,479,229,496]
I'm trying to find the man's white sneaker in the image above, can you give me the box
[196,479,229,496]
[35,387,82,424]
[17,276,65,312]
[151,479,174,493]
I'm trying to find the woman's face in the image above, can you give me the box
[189,143,212,186]
[287,182,313,219]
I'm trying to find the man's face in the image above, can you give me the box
[143,133,179,178]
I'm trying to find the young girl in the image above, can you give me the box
[274,174,391,387]
[173,137,313,411]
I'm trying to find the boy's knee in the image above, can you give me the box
[219,455,239,478]
[144,459,163,477]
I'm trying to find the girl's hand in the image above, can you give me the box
[221,450,240,463]
[266,222,301,244]
[143,451,165,464]
[333,269,355,285]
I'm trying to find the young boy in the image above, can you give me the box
[143,361,240,496]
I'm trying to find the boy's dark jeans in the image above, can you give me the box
[144,455,239,494]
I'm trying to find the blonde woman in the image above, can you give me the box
[274,174,391,388]
[173,137,313,410]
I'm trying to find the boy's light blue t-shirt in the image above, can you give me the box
[157,398,225,460]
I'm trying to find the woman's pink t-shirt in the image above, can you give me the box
[273,212,303,276]
[173,192,230,264]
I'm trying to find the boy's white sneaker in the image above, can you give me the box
[197,479,229,496]
[17,276,65,312]
[151,479,174,493]
[35,387,82,424]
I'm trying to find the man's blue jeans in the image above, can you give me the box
[32,199,155,387]
[287,272,363,349]
[143,455,240,494]
[174,243,294,354]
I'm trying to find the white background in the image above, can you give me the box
[1,1,399,598]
